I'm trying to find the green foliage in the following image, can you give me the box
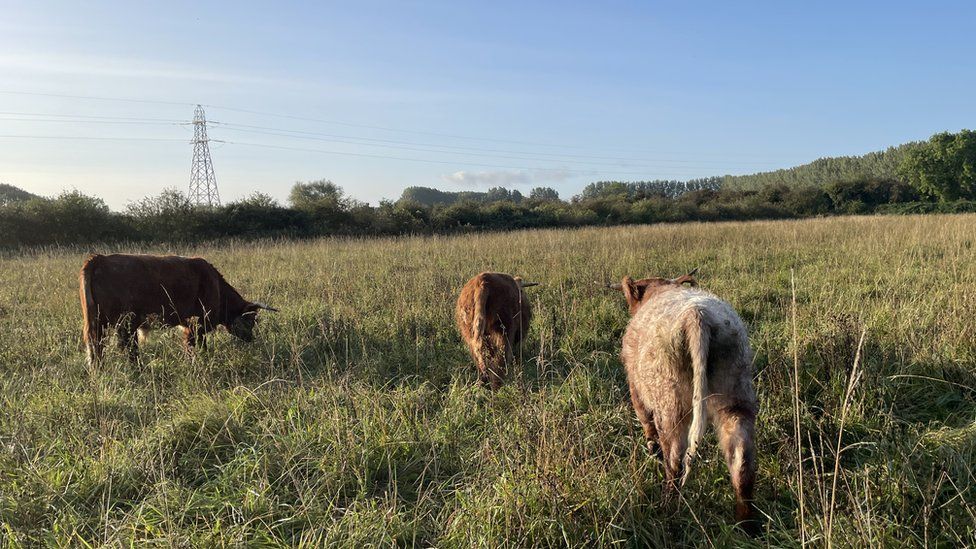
[528,187,559,202]
[222,193,306,238]
[900,130,976,201]
[6,129,976,249]
[0,183,40,206]
[1,216,975,545]
[289,180,345,209]
[578,178,723,200]
[825,177,920,214]
[0,191,122,247]
[399,186,525,206]
[289,180,366,233]
[722,144,919,190]
[125,188,218,242]
[399,186,489,206]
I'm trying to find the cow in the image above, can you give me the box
[605,268,758,533]
[456,272,538,389]
[79,253,278,364]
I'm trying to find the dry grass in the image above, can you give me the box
[1,214,975,547]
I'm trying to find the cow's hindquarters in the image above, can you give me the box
[79,258,103,366]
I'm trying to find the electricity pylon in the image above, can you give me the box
[188,104,220,207]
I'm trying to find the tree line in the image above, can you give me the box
[1,130,974,249]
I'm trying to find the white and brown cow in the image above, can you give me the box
[608,268,758,533]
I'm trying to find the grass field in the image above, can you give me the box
[1,214,975,547]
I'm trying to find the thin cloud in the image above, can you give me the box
[0,52,287,86]
[0,52,469,104]
[441,168,573,187]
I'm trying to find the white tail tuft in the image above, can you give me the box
[682,309,710,485]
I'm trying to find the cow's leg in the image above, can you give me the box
[115,314,140,363]
[487,334,509,390]
[482,352,506,390]
[183,323,204,351]
[654,408,690,497]
[471,338,490,386]
[474,334,506,390]
[183,316,212,352]
[629,382,660,457]
[116,323,139,363]
[716,405,758,535]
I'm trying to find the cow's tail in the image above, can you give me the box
[79,255,100,364]
[471,278,505,386]
[471,278,489,348]
[682,308,710,485]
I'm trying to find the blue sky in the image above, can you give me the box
[1,1,974,208]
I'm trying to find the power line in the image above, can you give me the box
[216,139,705,177]
[0,108,777,166]
[0,89,787,159]
[0,111,187,123]
[0,132,713,177]
[203,103,599,150]
[0,135,186,141]
[0,116,187,127]
[209,120,782,166]
[0,90,193,107]
[210,124,723,172]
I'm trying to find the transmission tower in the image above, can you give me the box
[188,104,220,207]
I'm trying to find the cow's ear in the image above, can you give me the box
[621,276,644,309]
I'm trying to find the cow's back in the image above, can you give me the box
[84,254,220,326]
[622,287,751,387]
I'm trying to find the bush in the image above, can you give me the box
[0,191,123,247]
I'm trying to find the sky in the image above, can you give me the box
[1,1,974,209]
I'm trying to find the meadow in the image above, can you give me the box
[1,214,974,547]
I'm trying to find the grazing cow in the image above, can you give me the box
[456,272,538,389]
[607,268,758,533]
[79,253,278,364]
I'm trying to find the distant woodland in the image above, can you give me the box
[2,130,974,248]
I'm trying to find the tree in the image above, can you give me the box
[125,188,216,241]
[222,193,305,237]
[288,180,363,233]
[900,130,976,201]
[0,183,40,206]
[483,187,522,203]
[529,187,560,202]
[289,180,346,210]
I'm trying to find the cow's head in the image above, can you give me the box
[604,268,698,315]
[228,302,279,342]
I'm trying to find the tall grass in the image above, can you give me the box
[1,214,974,546]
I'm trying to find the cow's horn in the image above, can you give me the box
[687,266,700,277]
[253,302,280,312]
[520,281,540,288]
[596,281,623,290]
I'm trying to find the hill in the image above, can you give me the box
[0,183,41,206]
[719,143,920,190]
[399,142,921,205]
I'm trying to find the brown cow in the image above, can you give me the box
[607,269,758,533]
[79,253,278,364]
[456,272,538,389]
